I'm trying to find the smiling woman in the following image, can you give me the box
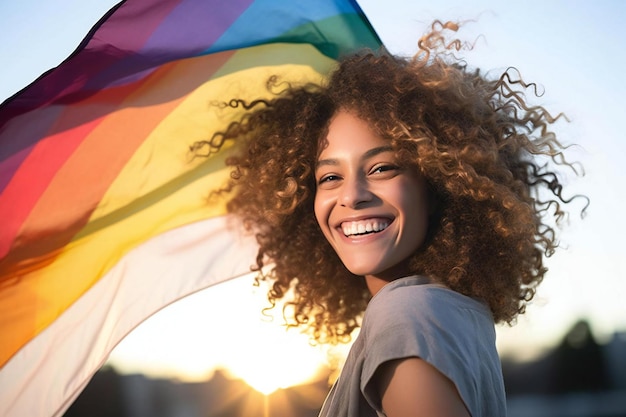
[192,19,585,417]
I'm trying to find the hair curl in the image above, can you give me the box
[193,21,586,344]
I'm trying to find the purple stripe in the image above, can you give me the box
[84,0,255,92]
[141,0,254,56]
[92,0,183,53]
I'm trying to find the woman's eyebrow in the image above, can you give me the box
[362,145,393,160]
[315,145,393,169]
[315,158,339,169]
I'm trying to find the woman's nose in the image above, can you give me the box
[339,175,372,208]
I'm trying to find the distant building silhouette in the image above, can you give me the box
[64,366,126,417]
[550,320,609,394]
[502,319,613,396]
[502,321,626,417]
[64,366,328,417]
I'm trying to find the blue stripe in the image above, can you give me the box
[207,0,367,54]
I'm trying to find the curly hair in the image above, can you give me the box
[193,21,585,344]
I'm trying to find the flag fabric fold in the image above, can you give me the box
[0,0,381,415]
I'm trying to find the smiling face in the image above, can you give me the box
[314,110,430,291]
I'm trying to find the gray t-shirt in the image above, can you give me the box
[318,275,506,417]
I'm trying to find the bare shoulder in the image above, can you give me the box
[375,357,471,417]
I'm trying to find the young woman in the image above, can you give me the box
[196,21,583,417]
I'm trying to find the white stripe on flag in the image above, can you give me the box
[0,215,259,417]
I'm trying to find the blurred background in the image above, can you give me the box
[1,0,625,416]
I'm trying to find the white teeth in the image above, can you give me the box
[341,220,389,236]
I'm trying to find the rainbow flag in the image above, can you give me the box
[0,1,381,415]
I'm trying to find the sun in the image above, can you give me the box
[223,320,325,395]
[216,279,328,395]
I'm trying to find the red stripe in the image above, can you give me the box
[0,85,135,261]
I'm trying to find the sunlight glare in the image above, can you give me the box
[224,321,324,395]
[107,275,329,394]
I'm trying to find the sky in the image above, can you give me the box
[1,0,625,390]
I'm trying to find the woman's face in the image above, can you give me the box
[314,110,430,283]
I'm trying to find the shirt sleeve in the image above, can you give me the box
[359,285,491,415]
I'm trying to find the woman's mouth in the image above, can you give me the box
[340,218,390,237]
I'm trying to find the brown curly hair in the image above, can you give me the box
[193,21,586,344]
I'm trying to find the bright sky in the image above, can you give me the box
[1,0,625,391]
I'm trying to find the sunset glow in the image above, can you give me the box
[108,276,332,393]
[224,322,325,395]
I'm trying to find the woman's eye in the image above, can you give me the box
[318,174,340,184]
[370,164,399,175]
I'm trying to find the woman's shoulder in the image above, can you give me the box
[369,276,490,313]
[364,275,494,332]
